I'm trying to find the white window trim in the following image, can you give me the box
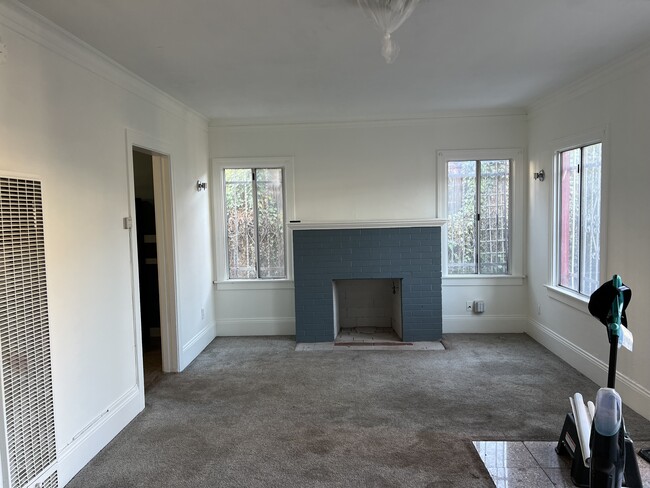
[548,128,609,306]
[211,157,296,288]
[545,284,589,314]
[437,148,525,282]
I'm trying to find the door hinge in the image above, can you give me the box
[123,217,133,229]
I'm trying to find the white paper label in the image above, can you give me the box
[621,326,634,351]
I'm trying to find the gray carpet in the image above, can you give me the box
[67,334,650,487]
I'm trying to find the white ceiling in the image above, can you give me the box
[16,0,650,122]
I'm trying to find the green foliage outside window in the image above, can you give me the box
[224,168,285,279]
[447,160,510,275]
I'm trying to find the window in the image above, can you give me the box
[213,157,295,285]
[224,167,286,279]
[555,142,602,296]
[446,159,511,275]
[437,148,523,283]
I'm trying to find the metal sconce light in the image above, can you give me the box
[533,169,545,182]
[196,180,207,192]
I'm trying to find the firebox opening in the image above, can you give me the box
[332,279,403,342]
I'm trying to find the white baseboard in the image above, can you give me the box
[180,321,217,371]
[57,385,144,486]
[443,315,527,333]
[527,318,650,421]
[216,317,296,336]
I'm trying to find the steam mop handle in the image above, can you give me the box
[606,274,624,389]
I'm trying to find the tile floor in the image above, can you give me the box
[474,440,650,487]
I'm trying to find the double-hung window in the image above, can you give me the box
[555,142,602,296]
[223,167,286,279]
[446,159,511,275]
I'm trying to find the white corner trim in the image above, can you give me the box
[528,40,650,116]
[208,108,527,129]
[216,317,296,337]
[527,319,650,421]
[288,219,446,230]
[443,315,527,333]
[57,385,143,487]
[0,1,207,128]
[180,322,217,371]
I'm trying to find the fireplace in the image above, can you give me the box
[292,222,443,343]
[333,278,403,340]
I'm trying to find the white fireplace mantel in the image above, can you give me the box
[287,219,447,230]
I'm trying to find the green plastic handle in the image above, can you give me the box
[610,274,623,339]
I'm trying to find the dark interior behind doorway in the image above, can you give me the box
[133,148,163,389]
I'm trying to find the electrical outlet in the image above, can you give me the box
[201,308,205,320]
[466,301,473,312]
[537,303,541,315]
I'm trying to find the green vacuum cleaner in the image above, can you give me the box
[556,275,643,487]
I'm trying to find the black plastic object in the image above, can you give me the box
[588,279,632,328]
[590,389,625,488]
[556,412,590,487]
[589,428,625,488]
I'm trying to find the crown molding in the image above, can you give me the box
[528,41,650,117]
[209,108,527,130]
[0,0,208,129]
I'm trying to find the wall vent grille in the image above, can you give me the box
[40,470,58,488]
[0,177,57,488]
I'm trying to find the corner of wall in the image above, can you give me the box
[527,318,650,421]
[180,322,218,371]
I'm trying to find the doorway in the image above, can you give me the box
[132,149,162,389]
[129,142,179,394]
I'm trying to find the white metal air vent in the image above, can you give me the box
[0,177,57,487]
[39,470,58,488]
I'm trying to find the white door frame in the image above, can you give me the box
[125,129,181,385]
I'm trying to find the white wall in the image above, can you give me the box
[527,45,650,420]
[209,114,529,337]
[335,280,394,329]
[0,3,215,485]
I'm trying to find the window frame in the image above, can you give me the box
[212,157,295,287]
[548,129,608,308]
[437,148,525,285]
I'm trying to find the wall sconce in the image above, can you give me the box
[196,180,207,192]
[533,169,545,182]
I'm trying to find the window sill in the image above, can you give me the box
[545,285,590,314]
[215,280,295,291]
[442,275,525,286]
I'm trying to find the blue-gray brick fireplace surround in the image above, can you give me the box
[292,224,442,343]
